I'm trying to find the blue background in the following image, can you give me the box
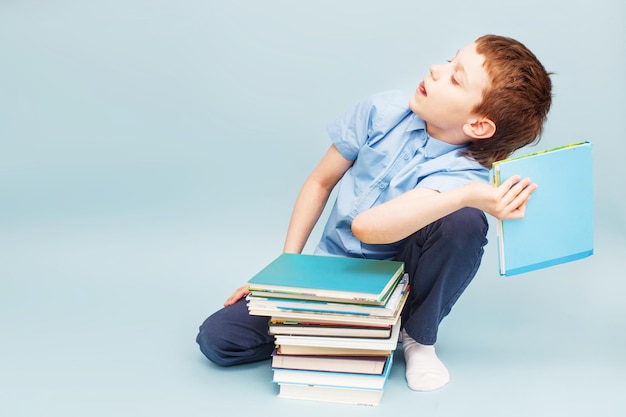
[1,1,624,416]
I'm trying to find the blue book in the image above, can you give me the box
[247,253,404,305]
[490,142,594,276]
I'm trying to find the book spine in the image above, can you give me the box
[491,164,506,275]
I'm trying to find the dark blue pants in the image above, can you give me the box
[196,207,488,366]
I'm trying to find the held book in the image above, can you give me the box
[490,141,594,276]
[246,253,404,305]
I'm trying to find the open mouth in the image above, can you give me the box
[418,81,427,97]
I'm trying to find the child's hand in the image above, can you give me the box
[466,175,537,220]
[224,285,250,306]
[494,175,537,219]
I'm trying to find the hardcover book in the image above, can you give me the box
[490,141,594,276]
[271,349,388,374]
[247,275,408,318]
[272,352,393,390]
[246,253,404,305]
[276,345,392,357]
[273,318,401,351]
[277,383,384,406]
[250,286,408,326]
[269,321,392,339]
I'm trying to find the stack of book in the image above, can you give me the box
[246,253,408,406]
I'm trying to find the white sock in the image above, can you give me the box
[401,329,450,391]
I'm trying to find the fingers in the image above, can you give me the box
[500,174,522,191]
[506,189,535,219]
[223,285,250,307]
[498,176,537,219]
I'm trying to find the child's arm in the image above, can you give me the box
[351,175,536,244]
[283,145,353,253]
[223,145,351,306]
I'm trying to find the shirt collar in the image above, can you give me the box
[408,113,467,159]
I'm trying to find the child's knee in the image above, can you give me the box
[195,303,275,366]
[196,317,232,367]
[440,208,488,248]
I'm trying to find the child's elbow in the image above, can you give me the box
[351,214,374,243]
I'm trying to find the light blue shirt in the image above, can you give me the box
[314,90,489,260]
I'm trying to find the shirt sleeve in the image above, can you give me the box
[326,91,409,161]
[326,97,375,161]
[418,168,489,192]
[418,151,490,192]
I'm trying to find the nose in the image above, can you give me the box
[429,64,442,81]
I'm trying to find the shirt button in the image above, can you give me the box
[403,153,410,160]
[378,183,387,190]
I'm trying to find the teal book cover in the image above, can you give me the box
[247,253,404,303]
[490,142,594,276]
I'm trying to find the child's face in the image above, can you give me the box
[409,42,490,143]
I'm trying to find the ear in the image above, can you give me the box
[462,117,496,140]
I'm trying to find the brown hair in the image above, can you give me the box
[464,35,553,168]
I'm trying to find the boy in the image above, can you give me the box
[197,34,552,391]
